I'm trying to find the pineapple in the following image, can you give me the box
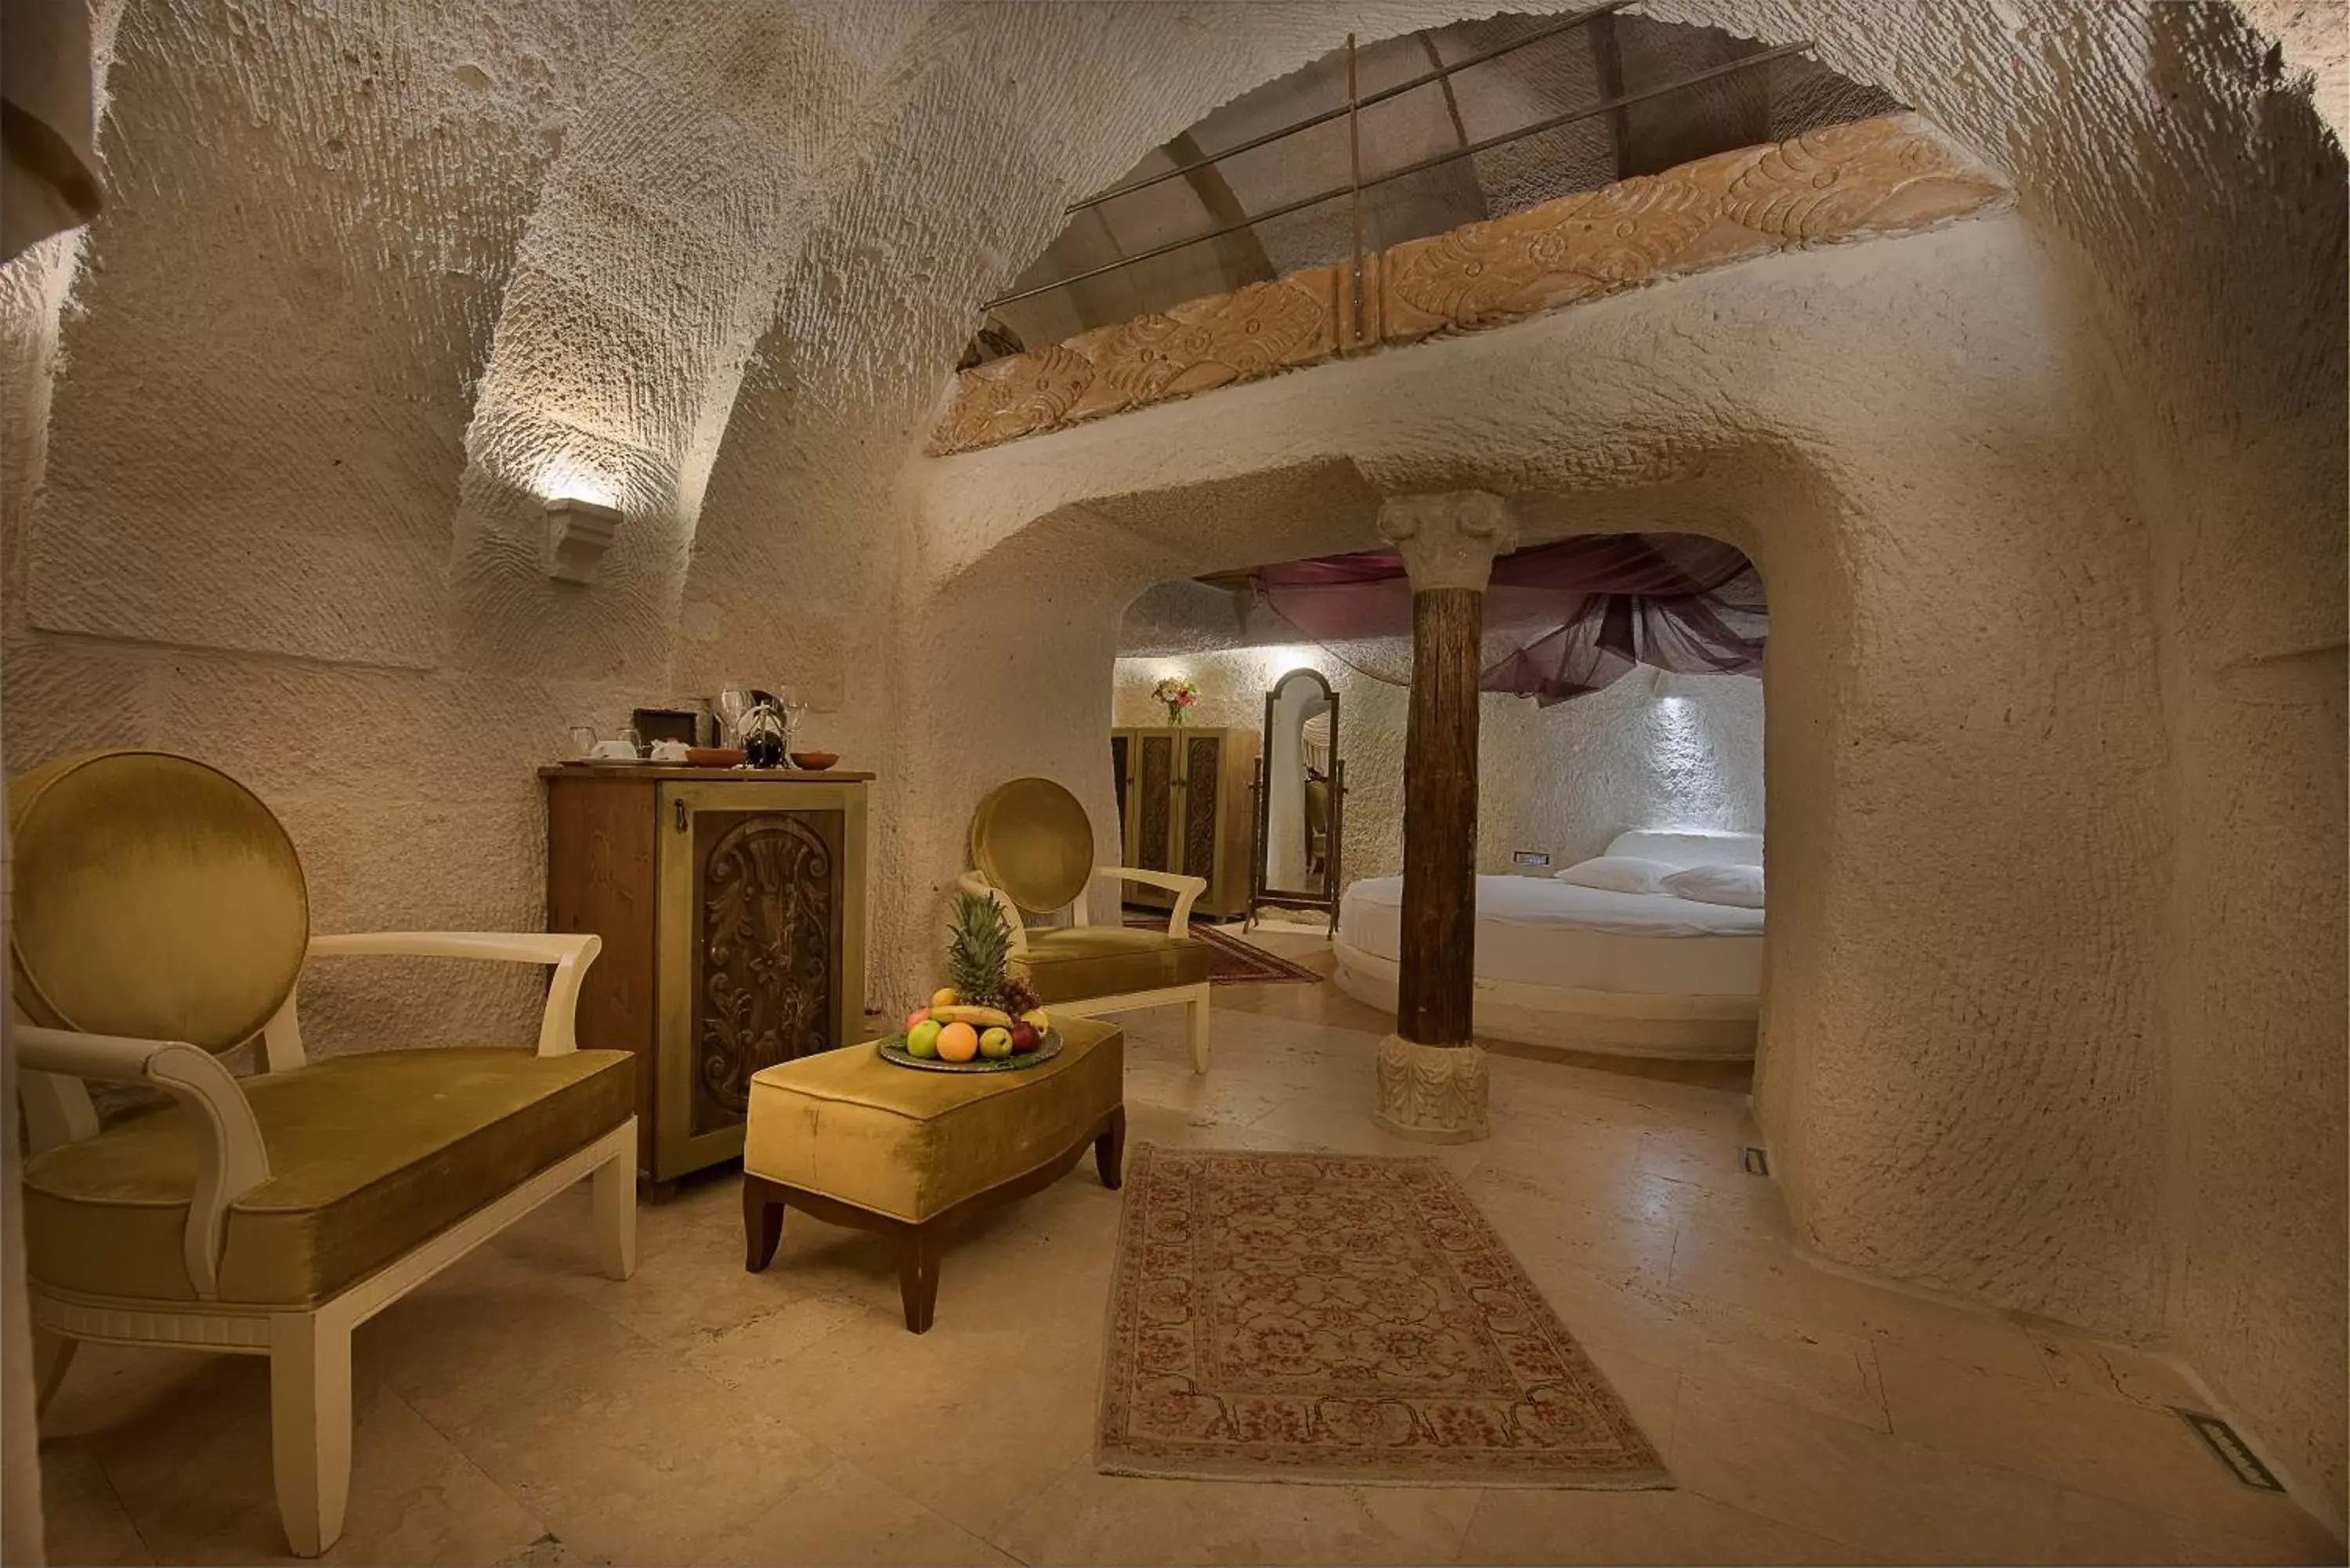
[945,891,1014,1012]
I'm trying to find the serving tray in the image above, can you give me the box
[876,1028,1065,1073]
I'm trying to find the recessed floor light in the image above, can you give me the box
[2175,1409,2286,1491]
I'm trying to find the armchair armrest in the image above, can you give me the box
[1091,867,1206,939]
[16,1024,269,1301]
[306,931,602,1057]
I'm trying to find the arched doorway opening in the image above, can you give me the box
[1113,526,1771,1071]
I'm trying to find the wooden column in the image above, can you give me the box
[1396,586,1482,1045]
[1372,491,1516,1143]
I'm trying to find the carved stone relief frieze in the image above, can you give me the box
[929,114,2010,456]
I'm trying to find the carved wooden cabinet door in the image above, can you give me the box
[1133,732,1176,876]
[689,807,842,1136]
[655,779,868,1180]
[1108,731,1133,864]
[1177,732,1224,887]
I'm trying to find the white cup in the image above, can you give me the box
[589,739,638,761]
[649,739,689,763]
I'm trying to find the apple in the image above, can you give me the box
[935,1021,979,1063]
[978,1026,1014,1060]
[930,986,958,1010]
[1009,1021,1039,1053]
[906,1020,942,1059]
[905,1006,931,1031]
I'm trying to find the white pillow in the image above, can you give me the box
[1607,829,1764,869]
[1556,855,1679,895]
[1661,862,1765,909]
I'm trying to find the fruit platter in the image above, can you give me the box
[878,891,1061,1073]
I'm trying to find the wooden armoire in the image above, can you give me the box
[1108,726,1259,919]
[542,766,870,1192]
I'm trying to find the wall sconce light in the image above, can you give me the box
[544,495,623,584]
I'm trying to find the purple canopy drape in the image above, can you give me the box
[1253,533,1765,706]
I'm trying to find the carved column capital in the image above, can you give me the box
[1376,490,1517,592]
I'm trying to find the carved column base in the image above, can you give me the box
[1372,1034,1490,1143]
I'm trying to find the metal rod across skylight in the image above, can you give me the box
[982,36,1817,313]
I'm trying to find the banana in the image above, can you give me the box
[930,1003,1014,1029]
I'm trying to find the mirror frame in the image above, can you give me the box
[1248,667,1345,933]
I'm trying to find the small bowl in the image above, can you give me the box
[687,746,746,767]
[790,750,840,771]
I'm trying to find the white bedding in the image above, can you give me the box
[1336,873,1763,997]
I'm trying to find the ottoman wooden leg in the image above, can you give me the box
[896,1228,942,1334]
[1095,1106,1126,1190]
[743,1177,785,1273]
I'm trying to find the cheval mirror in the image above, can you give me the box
[1248,667,1344,933]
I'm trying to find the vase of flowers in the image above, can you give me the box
[1152,676,1199,727]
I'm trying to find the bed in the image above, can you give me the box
[1332,829,1765,1060]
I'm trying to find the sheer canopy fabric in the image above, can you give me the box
[1254,534,1764,705]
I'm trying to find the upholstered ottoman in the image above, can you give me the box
[740,1018,1125,1331]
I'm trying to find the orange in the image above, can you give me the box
[935,1021,980,1063]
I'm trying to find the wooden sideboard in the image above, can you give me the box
[543,766,870,1192]
[1108,726,1258,920]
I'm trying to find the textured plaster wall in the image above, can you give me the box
[5,0,639,1053]
[1,0,2340,1528]
[1109,648,1764,880]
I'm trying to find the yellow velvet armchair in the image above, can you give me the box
[957,777,1214,1071]
[9,750,639,1557]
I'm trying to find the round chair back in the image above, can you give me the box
[9,750,309,1054]
[969,778,1094,915]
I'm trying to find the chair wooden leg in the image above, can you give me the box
[743,1178,785,1273]
[269,1311,352,1559]
[32,1327,76,1414]
[592,1147,638,1281]
[1187,985,1211,1074]
[1094,1107,1126,1190]
[896,1228,941,1334]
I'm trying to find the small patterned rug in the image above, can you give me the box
[1097,1146,1668,1489]
[1123,916,1323,986]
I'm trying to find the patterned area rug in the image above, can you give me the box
[1097,1146,1668,1489]
[1123,916,1323,985]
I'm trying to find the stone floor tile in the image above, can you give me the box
[1456,1485,1878,1565]
[1672,1375,2189,1564]
[987,1454,1481,1566]
[1874,1352,2331,1541]
[692,1458,1020,1566]
[63,1367,545,1566]
[36,1440,151,1566]
[710,1313,1101,1546]
[1667,1225,2055,1384]
[2160,1511,2350,1566]
[2024,1329,2204,1409]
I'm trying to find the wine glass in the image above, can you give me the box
[777,690,810,761]
[714,688,754,746]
